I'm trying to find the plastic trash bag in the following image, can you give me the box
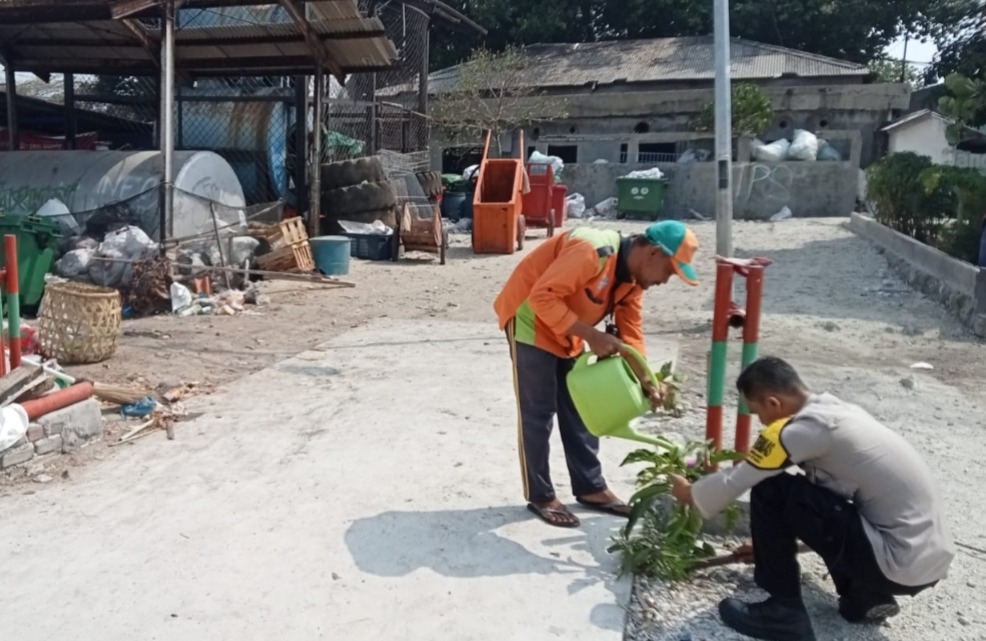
[170,282,193,313]
[120,396,157,419]
[0,404,30,454]
[753,138,791,162]
[817,140,843,162]
[566,194,587,219]
[788,129,819,162]
[55,248,94,280]
[529,150,565,176]
[677,149,711,164]
[624,167,665,179]
[338,220,393,235]
[99,225,158,261]
[769,206,793,222]
[593,197,619,218]
[88,248,130,288]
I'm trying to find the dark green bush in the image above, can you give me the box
[866,153,945,245]
[921,166,986,263]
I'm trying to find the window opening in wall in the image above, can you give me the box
[547,144,579,164]
[527,146,536,159]
[532,127,541,140]
[569,126,577,134]
[620,143,629,163]
[634,122,650,134]
[637,142,677,163]
[819,119,829,128]
[779,120,789,129]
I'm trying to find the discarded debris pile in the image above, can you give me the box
[48,214,353,320]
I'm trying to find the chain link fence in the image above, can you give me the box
[11,2,436,251]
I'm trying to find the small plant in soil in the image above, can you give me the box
[609,437,744,581]
[653,361,687,418]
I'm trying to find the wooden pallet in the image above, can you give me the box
[249,216,309,250]
[255,240,314,273]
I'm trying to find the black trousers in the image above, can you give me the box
[751,474,934,602]
[506,330,607,503]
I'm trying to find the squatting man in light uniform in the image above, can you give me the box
[669,356,954,641]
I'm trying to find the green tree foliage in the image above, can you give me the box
[938,73,986,146]
[690,83,774,136]
[923,0,986,81]
[868,58,923,87]
[431,0,948,71]
[430,47,568,152]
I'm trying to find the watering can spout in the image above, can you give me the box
[566,345,666,445]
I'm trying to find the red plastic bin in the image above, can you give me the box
[550,184,568,229]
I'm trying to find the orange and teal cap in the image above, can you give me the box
[644,220,699,286]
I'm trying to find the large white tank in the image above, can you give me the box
[0,150,247,239]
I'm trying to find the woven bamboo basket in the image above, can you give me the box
[38,282,122,365]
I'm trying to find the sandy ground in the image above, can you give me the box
[6,217,986,640]
[66,217,986,395]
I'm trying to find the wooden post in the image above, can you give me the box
[308,67,323,240]
[64,73,77,149]
[4,60,19,151]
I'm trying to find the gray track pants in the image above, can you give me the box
[506,322,607,503]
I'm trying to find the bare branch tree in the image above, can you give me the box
[431,47,568,155]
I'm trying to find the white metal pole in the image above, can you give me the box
[160,0,176,241]
[713,0,733,258]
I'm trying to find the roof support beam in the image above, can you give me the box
[278,0,346,83]
[111,0,161,20]
[119,16,193,85]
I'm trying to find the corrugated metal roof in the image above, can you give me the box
[422,36,870,94]
[0,0,397,77]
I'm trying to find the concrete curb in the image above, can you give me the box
[847,213,986,337]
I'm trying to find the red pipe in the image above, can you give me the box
[20,382,94,421]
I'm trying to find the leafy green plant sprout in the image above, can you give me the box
[609,436,745,581]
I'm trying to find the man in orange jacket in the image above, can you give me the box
[494,221,699,527]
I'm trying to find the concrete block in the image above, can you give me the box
[1,443,35,469]
[26,423,45,443]
[37,399,103,448]
[34,435,63,456]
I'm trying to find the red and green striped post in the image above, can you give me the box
[734,264,765,455]
[4,234,20,370]
[705,261,734,468]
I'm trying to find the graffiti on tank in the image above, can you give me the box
[0,181,81,215]
[734,163,806,210]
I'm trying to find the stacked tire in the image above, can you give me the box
[320,156,397,233]
[415,170,443,199]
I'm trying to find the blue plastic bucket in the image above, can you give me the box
[441,191,468,221]
[309,236,351,276]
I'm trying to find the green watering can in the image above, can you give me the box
[566,345,665,446]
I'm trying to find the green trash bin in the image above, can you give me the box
[0,214,63,309]
[616,177,668,221]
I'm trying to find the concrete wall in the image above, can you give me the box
[562,160,858,219]
[848,213,986,337]
[887,119,953,165]
[480,83,909,168]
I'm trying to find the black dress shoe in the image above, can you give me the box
[838,594,900,623]
[718,597,817,641]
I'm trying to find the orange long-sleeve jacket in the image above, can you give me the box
[494,227,646,359]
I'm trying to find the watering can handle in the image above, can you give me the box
[620,345,660,388]
[573,345,660,388]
